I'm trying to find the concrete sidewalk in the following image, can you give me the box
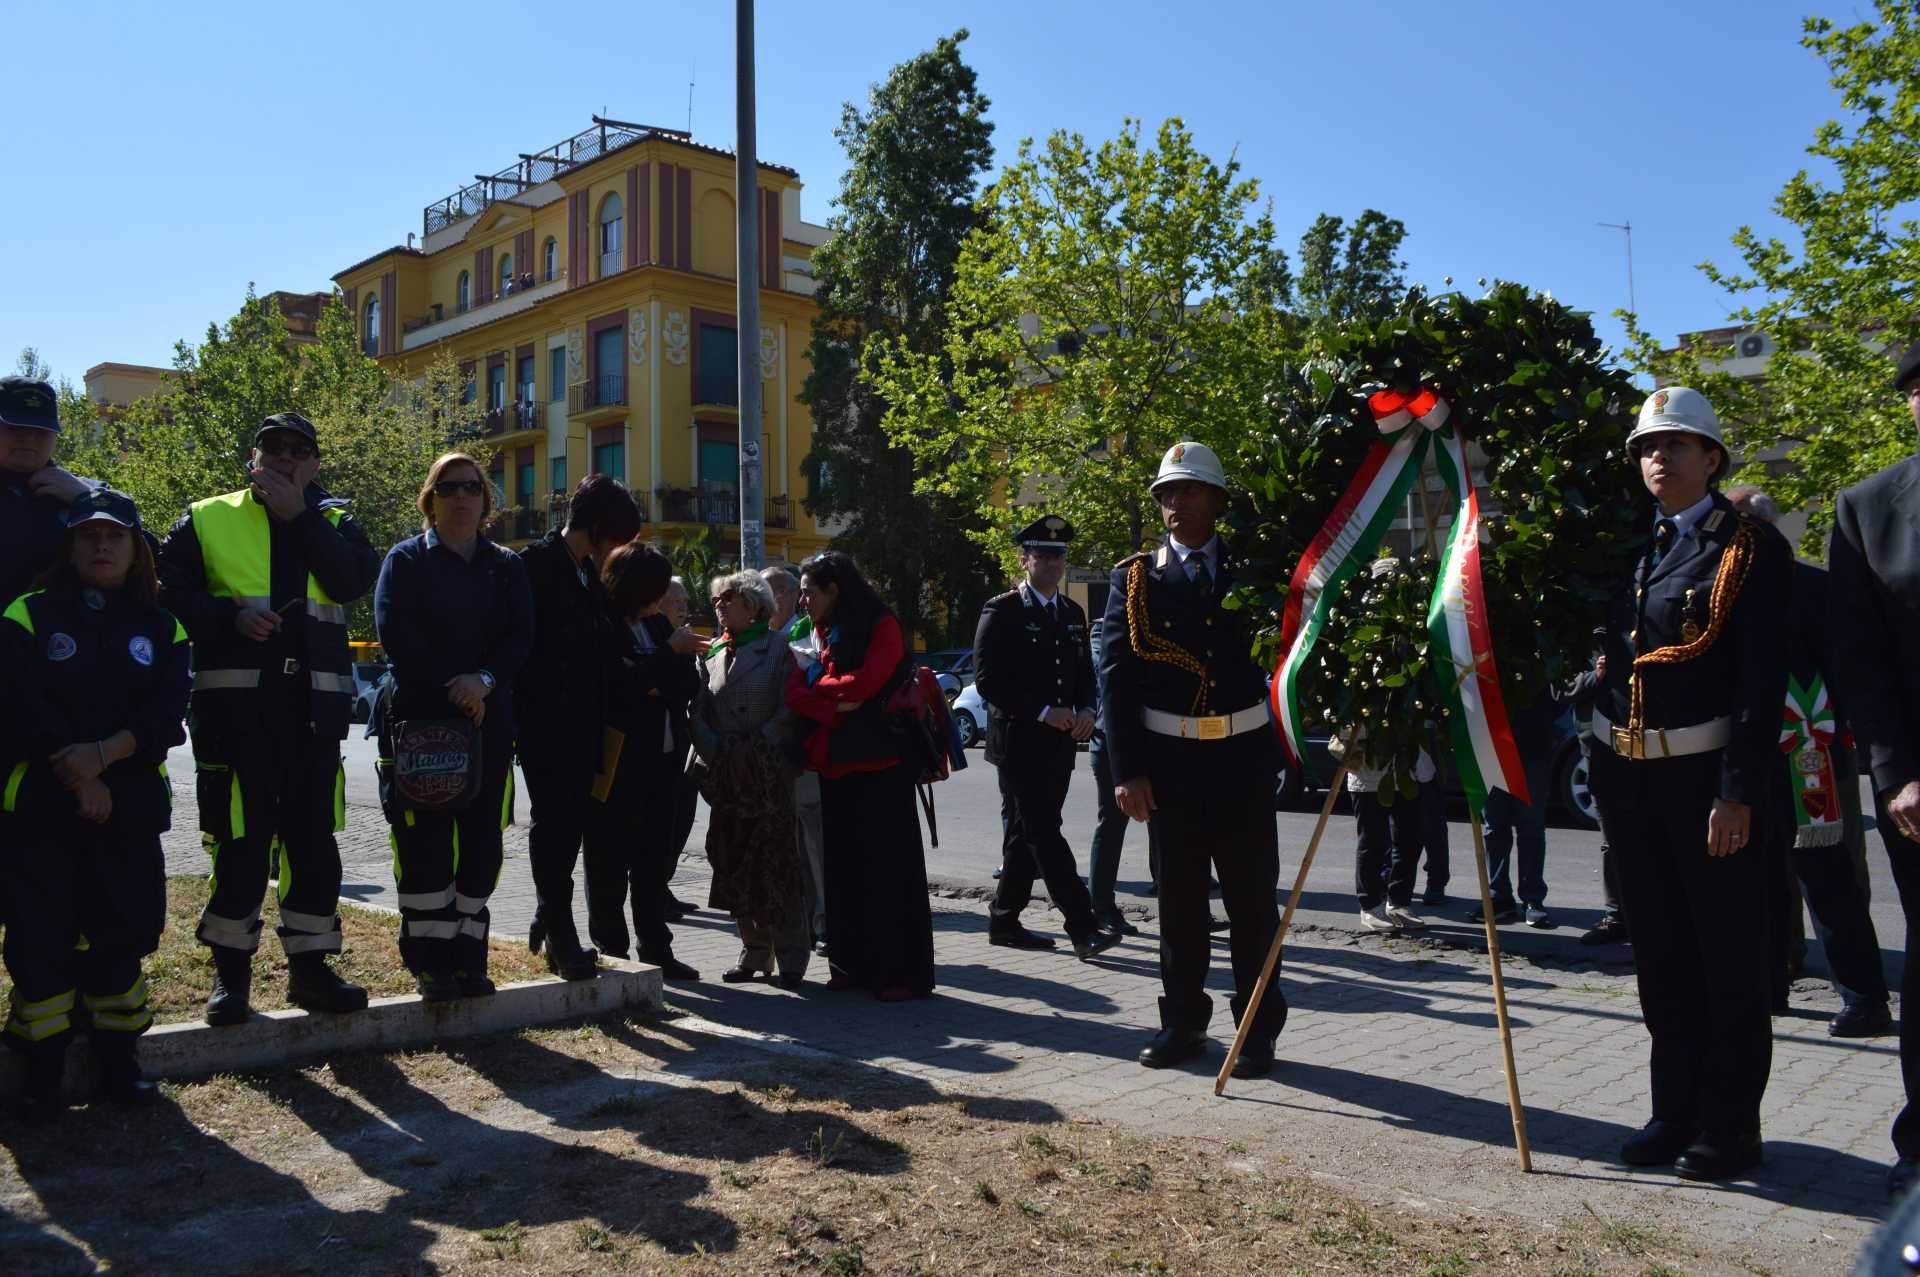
[161,798,1904,1275]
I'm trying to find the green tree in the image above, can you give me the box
[799,29,1000,644]
[1294,210,1409,328]
[1623,0,1920,554]
[869,116,1287,569]
[15,347,51,381]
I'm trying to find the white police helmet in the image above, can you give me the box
[1150,441,1227,494]
[1626,386,1726,460]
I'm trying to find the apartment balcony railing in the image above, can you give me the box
[423,116,688,237]
[568,374,626,417]
[767,494,791,529]
[699,484,740,525]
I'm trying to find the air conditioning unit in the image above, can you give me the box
[1738,334,1767,359]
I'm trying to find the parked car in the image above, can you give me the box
[950,683,986,750]
[921,648,976,702]
[351,661,389,725]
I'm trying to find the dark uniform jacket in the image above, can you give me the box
[1097,535,1279,793]
[599,611,701,813]
[0,470,80,610]
[157,482,379,743]
[1593,492,1793,808]
[1829,454,1920,796]
[973,582,1093,767]
[0,586,190,835]
[514,530,615,774]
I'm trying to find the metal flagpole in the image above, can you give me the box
[734,0,765,569]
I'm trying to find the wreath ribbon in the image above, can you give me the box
[1271,386,1527,814]
[1779,673,1844,848]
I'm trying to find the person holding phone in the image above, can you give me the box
[158,411,379,1024]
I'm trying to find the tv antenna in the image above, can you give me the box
[1597,220,1636,316]
[687,59,696,134]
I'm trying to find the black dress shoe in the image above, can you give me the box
[1620,1119,1698,1167]
[1889,1156,1920,1198]
[642,952,700,982]
[1137,1028,1207,1069]
[721,965,767,984]
[775,971,805,991]
[1095,913,1141,937]
[1830,1003,1895,1038]
[987,929,1057,950]
[1579,916,1630,946]
[1674,1132,1763,1182]
[1421,886,1448,907]
[1229,1042,1275,1079]
[1072,929,1122,961]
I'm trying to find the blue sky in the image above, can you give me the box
[3,0,1845,388]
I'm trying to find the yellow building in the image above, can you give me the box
[332,116,835,562]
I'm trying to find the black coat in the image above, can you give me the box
[0,470,74,611]
[1829,454,1920,795]
[1592,493,1792,808]
[514,530,614,771]
[1097,536,1279,793]
[973,583,1094,766]
[599,612,700,812]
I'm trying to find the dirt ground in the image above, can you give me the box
[0,1004,1746,1277]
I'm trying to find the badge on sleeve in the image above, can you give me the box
[47,632,76,661]
[129,635,155,666]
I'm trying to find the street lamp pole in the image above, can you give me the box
[734,0,765,569]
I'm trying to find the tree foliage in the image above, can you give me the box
[800,29,1000,643]
[1294,211,1409,328]
[1623,0,1920,554]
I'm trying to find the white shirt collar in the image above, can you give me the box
[1655,494,1715,541]
[1167,533,1218,564]
[1024,582,1060,608]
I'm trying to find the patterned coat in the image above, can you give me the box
[693,631,804,921]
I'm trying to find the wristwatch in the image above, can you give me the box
[476,670,496,692]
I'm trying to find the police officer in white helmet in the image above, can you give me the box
[1590,387,1792,1181]
[1097,441,1289,1078]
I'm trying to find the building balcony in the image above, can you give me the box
[768,494,791,529]
[567,375,627,422]
[657,486,793,529]
[482,401,541,436]
[398,276,568,354]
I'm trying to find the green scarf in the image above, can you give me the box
[787,614,813,642]
[709,620,770,657]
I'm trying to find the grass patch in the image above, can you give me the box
[0,875,551,1025]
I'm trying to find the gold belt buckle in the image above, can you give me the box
[1611,726,1642,760]
[1197,714,1229,741]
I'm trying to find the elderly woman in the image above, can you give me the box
[692,570,808,987]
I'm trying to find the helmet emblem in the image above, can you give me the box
[1172,445,1186,462]
[1652,390,1669,413]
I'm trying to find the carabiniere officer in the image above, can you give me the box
[975,515,1121,961]
[1590,386,1791,1182]
[1099,441,1287,1078]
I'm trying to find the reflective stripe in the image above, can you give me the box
[196,669,262,690]
[281,931,340,955]
[309,603,349,625]
[451,820,461,874]
[390,830,402,883]
[332,762,345,831]
[11,987,76,1020]
[277,908,338,934]
[7,1012,72,1041]
[158,761,172,810]
[91,1006,154,1033]
[454,892,490,915]
[3,760,25,813]
[172,617,189,644]
[229,770,246,840]
[231,595,274,609]
[275,836,291,903]
[457,917,490,941]
[197,910,262,950]
[84,975,149,1013]
[404,919,461,939]
[190,490,347,614]
[500,768,515,831]
[311,671,355,695]
[398,886,456,911]
[3,590,40,635]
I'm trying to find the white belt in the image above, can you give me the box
[1141,703,1269,741]
[1592,708,1731,760]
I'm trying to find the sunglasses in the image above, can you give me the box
[433,478,487,498]
[713,588,740,607]
[258,437,317,461]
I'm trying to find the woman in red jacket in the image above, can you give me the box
[785,552,934,1000]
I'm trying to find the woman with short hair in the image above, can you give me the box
[784,551,935,1000]
[373,452,535,1001]
[692,570,808,987]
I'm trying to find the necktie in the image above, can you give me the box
[1651,518,1676,570]
[1190,553,1213,598]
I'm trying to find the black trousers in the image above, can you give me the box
[195,729,345,957]
[989,734,1099,941]
[1878,793,1920,1159]
[820,764,935,994]
[521,757,591,944]
[1150,784,1285,1043]
[1592,746,1772,1136]
[1353,789,1421,911]
[583,753,681,960]
[390,756,512,975]
[2,824,163,1057]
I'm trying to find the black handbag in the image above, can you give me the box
[389,716,483,812]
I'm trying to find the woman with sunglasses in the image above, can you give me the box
[784,551,934,1001]
[692,571,808,987]
[1,488,189,1117]
[583,541,704,978]
[373,453,534,1001]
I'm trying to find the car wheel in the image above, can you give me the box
[953,709,979,750]
[1274,760,1305,810]
[1558,749,1600,830]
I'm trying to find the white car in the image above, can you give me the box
[950,683,986,749]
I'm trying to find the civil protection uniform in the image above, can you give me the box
[1099,443,1287,1064]
[1588,388,1791,1173]
[0,491,189,1107]
[977,515,1111,954]
[158,473,378,970]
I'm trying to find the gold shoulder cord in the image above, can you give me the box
[1124,557,1209,715]
[1626,519,1758,739]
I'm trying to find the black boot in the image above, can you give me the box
[287,953,369,1014]
[204,947,254,1026]
[534,911,599,981]
[91,1034,157,1107]
[13,1042,70,1123]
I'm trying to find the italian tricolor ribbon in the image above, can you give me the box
[1779,673,1843,848]
[1270,386,1528,814]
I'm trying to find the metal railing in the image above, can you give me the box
[423,116,690,237]
[768,494,791,528]
[567,375,626,415]
[699,484,740,525]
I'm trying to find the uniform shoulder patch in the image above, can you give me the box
[985,590,1021,609]
[1114,551,1148,571]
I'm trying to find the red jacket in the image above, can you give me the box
[785,614,905,778]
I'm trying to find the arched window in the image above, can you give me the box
[598,193,624,278]
[456,271,471,313]
[498,252,514,297]
[543,236,558,281]
[362,295,380,357]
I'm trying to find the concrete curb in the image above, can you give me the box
[0,959,663,1101]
